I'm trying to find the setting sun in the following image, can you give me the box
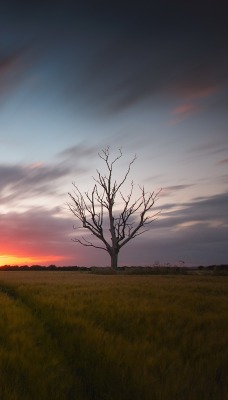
[0,254,64,266]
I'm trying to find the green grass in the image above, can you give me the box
[0,272,227,400]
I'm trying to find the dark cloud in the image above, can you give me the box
[188,140,224,155]
[58,143,97,162]
[156,192,228,229]
[119,190,228,265]
[0,144,135,208]
[218,158,228,165]
[67,1,228,116]
[0,44,36,103]
[1,1,227,116]
[220,174,228,185]
[0,162,71,205]
[57,143,101,178]
[162,185,194,196]
[120,221,228,266]
[186,140,228,167]
[0,143,103,207]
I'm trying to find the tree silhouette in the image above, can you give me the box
[67,147,161,269]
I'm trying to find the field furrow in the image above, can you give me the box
[0,283,88,400]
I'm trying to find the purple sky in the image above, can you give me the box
[0,0,227,266]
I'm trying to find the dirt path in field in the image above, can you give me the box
[0,283,89,400]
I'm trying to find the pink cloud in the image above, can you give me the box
[187,85,220,100]
[172,103,195,115]
[218,158,228,165]
[167,83,222,125]
[169,103,199,125]
[170,82,220,100]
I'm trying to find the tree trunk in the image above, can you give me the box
[110,251,118,270]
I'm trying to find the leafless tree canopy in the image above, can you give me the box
[67,147,161,268]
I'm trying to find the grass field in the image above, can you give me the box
[0,271,227,400]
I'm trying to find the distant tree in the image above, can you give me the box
[67,147,161,269]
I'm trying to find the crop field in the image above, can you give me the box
[0,271,227,400]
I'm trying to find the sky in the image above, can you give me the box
[0,0,227,267]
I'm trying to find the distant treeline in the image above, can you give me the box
[0,264,227,275]
[0,265,88,271]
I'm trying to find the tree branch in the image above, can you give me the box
[72,236,108,252]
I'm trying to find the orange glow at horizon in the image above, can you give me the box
[0,254,65,266]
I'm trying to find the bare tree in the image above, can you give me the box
[67,147,161,269]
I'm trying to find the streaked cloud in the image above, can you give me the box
[57,143,98,165]
[184,85,220,100]
[121,221,228,266]
[0,1,227,119]
[0,162,70,207]
[157,192,228,228]
[218,158,228,165]
[161,185,194,197]
[0,45,34,103]
[169,103,198,124]
[67,4,228,117]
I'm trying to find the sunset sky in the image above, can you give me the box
[0,0,227,266]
